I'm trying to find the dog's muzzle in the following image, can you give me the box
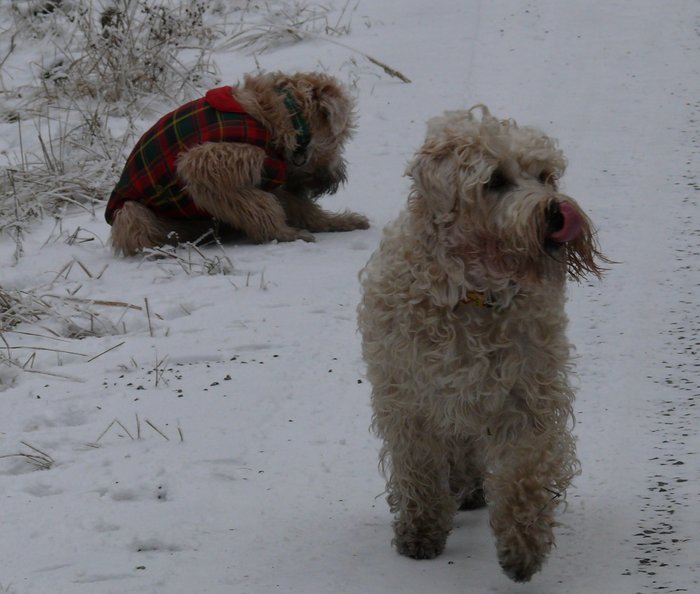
[545,201,583,244]
[286,165,347,198]
[310,167,346,196]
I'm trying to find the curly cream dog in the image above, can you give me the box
[358,106,606,582]
[106,71,368,255]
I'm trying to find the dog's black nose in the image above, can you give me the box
[545,200,584,243]
[545,202,565,236]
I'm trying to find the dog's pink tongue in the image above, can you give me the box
[549,201,583,243]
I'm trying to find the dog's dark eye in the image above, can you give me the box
[539,171,556,186]
[487,170,511,192]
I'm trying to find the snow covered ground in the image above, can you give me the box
[1,1,698,592]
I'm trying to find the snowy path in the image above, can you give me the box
[1,1,699,593]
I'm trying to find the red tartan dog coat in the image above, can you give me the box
[105,87,287,224]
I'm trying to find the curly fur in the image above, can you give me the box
[110,71,368,255]
[358,106,606,582]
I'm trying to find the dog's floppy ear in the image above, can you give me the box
[406,139,462,217]
[315,83,355,137]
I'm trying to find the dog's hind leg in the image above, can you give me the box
[110,201,172,256]
[275,189,369,233]
[378,415,456,560]
[177,143,314,243]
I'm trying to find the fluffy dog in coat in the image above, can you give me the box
[106,71,368,255]
[358,106,606,582]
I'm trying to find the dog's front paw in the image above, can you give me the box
[393,525,447,560]
[273,228,316,243]
[497,537,550,582]
[341,211,370,231]
[293,229,316,242]
[310,210,369,233]
[498,549,543,583]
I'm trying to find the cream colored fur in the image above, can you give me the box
[110,71,368,255]
[358,106,605,582]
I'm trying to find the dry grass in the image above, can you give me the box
[0,235,234,386]
[0,441,55,471]
[223,0,355,53]
[221,0,410,82]
[90,414,183,445]
[1,0,222,238]
[7,0,220,110]
[1,288,170,340]
[0,0,222,247]
[0,273,157,387]
[142,234,235,277]
[0,115,123,261]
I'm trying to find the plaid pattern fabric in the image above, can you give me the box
[105,87,287,223]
